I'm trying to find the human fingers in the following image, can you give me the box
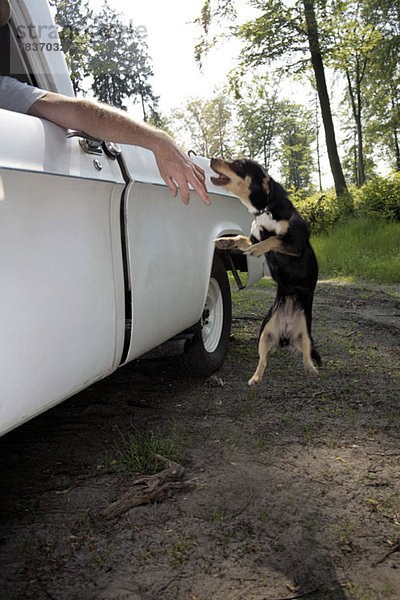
[175,174,191,205]
[186,162,210,204]
[190,175,210,205]
[193,163,206,182]
[165,176,178,199]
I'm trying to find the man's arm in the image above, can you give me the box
[28,92,210,206]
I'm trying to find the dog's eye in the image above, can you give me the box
[232,159,245,177]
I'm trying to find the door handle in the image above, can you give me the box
[65,130,103,155]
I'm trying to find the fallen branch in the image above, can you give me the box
[101,454,196,519]
[258,587,320,600]
[373,543,400,567]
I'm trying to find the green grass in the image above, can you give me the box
[311,216,400,283]
[227,215,399,285]
[228,272,275,289]
[104,424,189,475]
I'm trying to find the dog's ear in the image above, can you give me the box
[252,164,270,195]
[262,174,270,195]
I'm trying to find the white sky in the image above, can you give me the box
[88,0,244,116]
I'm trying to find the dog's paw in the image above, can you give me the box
[213,237,237,250]
[248,375,260,386]
[244,243,265,258]
[304,362,319,377]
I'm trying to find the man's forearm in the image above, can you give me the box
[28,92,210,205]
[29,93,168,152]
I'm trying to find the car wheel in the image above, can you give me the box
[181,254,232,377]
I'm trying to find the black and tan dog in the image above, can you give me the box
[211,157,321,386]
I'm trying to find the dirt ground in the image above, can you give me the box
[1,278,400,600]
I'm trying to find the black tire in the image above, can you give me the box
[181,254,232,377]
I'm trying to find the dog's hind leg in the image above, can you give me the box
[294,313,319,376]
[248,315,278,386]
[311,342,322,367]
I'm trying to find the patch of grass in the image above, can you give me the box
[106,423,189,475]
[168,536,197,566]
[332,519,357,546]
[85,542,116,569]
[342,582,375,600]
[228,272,275,290]
[312,216,400,283]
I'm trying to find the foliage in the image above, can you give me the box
[363,0,400,172]
[353,173,400,222]
[168,75,316,187]
[279,102,315,192]
[292,188,342,234]
[49,0,92,94]
[323,0,382,186]
[171,92,233,157]
[87,2,157,113]
[234,75,282,169]
[295,172,400,235]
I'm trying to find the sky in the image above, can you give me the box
[88,0,246,116]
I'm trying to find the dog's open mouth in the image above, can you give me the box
[210,169,231,186]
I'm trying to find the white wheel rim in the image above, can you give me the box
[201,277,224,353]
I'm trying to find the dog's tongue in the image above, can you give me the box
[210,173,230,186]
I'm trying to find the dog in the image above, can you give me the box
[211,157,321,386]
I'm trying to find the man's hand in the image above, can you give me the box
[154,139,209,205]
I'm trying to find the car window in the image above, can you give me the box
[0,20,39,87]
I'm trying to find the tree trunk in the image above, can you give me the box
[315,93,323,191]
[392,98,400,171]
[303,0,348,197]
[346,66,366,186]
[394,127,400,172]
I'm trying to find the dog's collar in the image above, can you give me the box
[254,208,271,218]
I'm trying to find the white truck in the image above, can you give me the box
[0,0,263,435]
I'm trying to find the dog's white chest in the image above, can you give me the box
[250,211,282,241]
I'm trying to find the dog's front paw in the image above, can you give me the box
[214,237,237,250]
[244,243,265,258]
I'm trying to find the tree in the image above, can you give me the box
[170,92,234,157]
[50,0,93,94]
[88,2,158,115]
[279,103,315,192]
[234,75,283,169]
[323,0,382,186]
[363,0,400,172]
[302,0,347,196]
[196,0,348,197]
[52,0,158,118]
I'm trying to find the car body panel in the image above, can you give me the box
[0,111,125,434]
[120,149,259,362]
[0,0,264,435]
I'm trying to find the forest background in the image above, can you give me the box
[50,0,400,281]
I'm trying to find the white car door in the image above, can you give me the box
[119,146,258,363]
[0,109,125,434]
